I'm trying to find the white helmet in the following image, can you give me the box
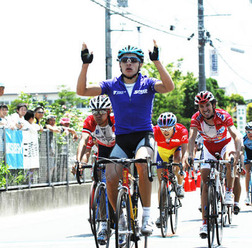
[89,95,111,110]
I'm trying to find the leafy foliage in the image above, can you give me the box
[247,103,252,122]
[142,60,247,130]
[8,85,89,132]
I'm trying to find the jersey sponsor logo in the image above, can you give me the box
[170,139,180,143]
[181,135,187,142]
[133,89,148,95]
[216,126,225,135]
[216,112,225,121]
[113,90,126,95]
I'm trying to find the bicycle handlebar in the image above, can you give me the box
[193,159,232,164]
[151,161,184,176]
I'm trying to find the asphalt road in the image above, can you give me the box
[0,178,251,248]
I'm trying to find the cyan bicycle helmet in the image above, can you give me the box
[157,112,177,127]
[245,121,252,130]
[117,45,144,63]
[194,91,215,105]
[89,95,111,110]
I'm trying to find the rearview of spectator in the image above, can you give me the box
[24,110,41,133]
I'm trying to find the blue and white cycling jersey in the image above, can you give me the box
[100,73,159,135]
[243,134,252,163]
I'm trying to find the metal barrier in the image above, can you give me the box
[0,128,92,191]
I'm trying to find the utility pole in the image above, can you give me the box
[105,0,112,79]
[198,0,206,91]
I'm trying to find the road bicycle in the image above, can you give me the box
[76,158,112,248]
[94,156,153,248]
[193,154,234,248]
[151,157,183,237]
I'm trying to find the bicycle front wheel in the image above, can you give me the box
[92,183,111,248]
[170,188,179,234]
[216,189,224,245]
[89,181,97,235]
[160,180,169,237]
[207,185,217,248]
[115,188,134,248]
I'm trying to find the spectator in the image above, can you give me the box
[9,103,27,130]
[60,117,78,141]
[24,110,41,133]
[0,104,9,127]
[44,115,62,133]
[34,106,44,132]
[0,82,5,96]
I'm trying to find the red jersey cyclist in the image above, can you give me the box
[75,95,115,245]
[76,95,115,164]
[185,91,241,239]
[153,112,188,228]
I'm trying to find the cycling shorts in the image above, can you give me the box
[110,131,155,159]
[98,144,114,158]
[156,146,181,169]
[201,138,234,169]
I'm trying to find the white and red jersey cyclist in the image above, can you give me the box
[82,114,115,148]
[191,108,233,159]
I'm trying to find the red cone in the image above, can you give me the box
[184,171,191,192]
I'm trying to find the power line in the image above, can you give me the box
[215,48,252,85]
[89,0,188,39]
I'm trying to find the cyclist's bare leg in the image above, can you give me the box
[157,168,163,203]
[135,146,154,207]
[233,174,241,203]
[106,163,122,211]
[174,150,184,185]
[200,168,210,220]
[245,163,251,194]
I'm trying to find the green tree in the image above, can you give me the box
[247,103,252,122]
[7,85,88,132]
[229,94,246,106]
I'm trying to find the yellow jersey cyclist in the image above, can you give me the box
[243,121,252,205]
[153,112,188,228]
[185,91,242,239]
[76,40,174,240]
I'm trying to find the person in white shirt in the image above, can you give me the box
[9,103,28,130]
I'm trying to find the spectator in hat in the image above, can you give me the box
[44,115,62,133]
[60,117,78,141]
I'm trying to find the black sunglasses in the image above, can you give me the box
[119,56,141,63]
[92,110,107,116]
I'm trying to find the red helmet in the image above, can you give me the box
[194,91,215,105]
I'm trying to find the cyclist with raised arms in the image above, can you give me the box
[185,91,241,239]
[76,40,174,240]
[153,112,188,228]
[243,121,252,205]
[75,95,115,245]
